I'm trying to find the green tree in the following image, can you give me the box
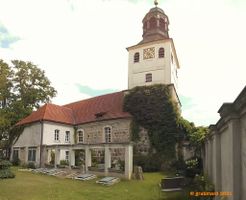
[188,126,209,156]
[0,59,57,156]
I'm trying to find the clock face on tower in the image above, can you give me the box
[143,47,155,59]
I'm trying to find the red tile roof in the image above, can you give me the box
[16,91,131,126]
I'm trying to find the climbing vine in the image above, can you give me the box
[124,84,181,168]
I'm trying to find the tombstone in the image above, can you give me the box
[133,166,144,180]
[81,164,85,173]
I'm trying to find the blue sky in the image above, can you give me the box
[0,0,246,126]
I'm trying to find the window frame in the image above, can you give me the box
[145,73,152,82]
[158,47,165,58]
[28,148,36,162]
[104,126,112,143]
[77,130,84,143]
[65,151,69,162]
[54,129,60,142]
[134,52,140,63]
[65,131,70,143]
[13,149,19,160]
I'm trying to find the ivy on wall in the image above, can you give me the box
[123,84,181,168]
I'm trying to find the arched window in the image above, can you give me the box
[158,47,165,58]
[104,126,112,143]
[54,129,60,141]
[134,52,140,63]
[159,18,165,31]
[77,130,84,143]
[149,17,157,29]
[143,22,147,34]
[145,73,152,82]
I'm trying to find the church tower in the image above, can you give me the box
[127,1,181,107]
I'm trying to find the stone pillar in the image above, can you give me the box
[54,147,60,168]
[230,118,241,200]
[25,146,29,163]
[40,146,47,168]
[85,146,91,172]
[215,133,222,193]
[68,148,75,169]
[125,145,133,180]
[104,146,111,176]
[71,149,75,167]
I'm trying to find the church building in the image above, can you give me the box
[11,1,180,179]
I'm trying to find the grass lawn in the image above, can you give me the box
[0,168,187,200]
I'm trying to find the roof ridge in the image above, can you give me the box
[63,91,123,107]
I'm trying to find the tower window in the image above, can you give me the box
[149,17,157,29]
[104,126,112,143]
[158,48,165,58]
[171,53,174,63]
[159,18,165,31]
[145,73,152,82]
[134,52,140,63]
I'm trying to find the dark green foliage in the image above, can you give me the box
[60,160,69,166]
[0,159,15,178]
[0,169,15,178]
[134,154,161,172]
[0,159,12,169]
[124,85,180,170]
[11,157,20,166]
[27,162,36,169]
[185,157,202,178]
[189,175,215,200]
[130,119,140,141]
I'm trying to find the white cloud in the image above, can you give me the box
[0,0,245,126]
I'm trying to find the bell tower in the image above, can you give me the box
[126,0,181,108]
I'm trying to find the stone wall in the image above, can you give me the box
[204,86,246,200]
[77,118,131,144]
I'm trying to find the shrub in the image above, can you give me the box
[12,158,21,166]
[60,160,69,166]
[0,159,15,179]
[185,157,201,178]
[189,175,215,200]
[27,162,36,169]
[134,154,160,172]
[0,160,12,169]
[0,169,15,179]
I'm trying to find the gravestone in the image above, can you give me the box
[133,166,144,180]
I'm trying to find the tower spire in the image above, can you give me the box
[154,0,158,7]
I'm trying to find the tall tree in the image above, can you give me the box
[0,60,13,109]
[0,59,57,156]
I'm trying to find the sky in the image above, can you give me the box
[0,0,245,126]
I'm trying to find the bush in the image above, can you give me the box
[0,160,12,169]
[12,158,21,166]
[0,169,15,179]
[0,159,15,179]
[134,154,160,172]
[27,162,36,169]
[60,160,69,166]
[185,157,201,178]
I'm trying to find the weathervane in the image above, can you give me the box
[154,0,158,7]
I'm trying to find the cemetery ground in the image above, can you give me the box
[0,167,186,200]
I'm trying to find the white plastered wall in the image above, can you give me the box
[42,121,74,145]
[128,40,178,90]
